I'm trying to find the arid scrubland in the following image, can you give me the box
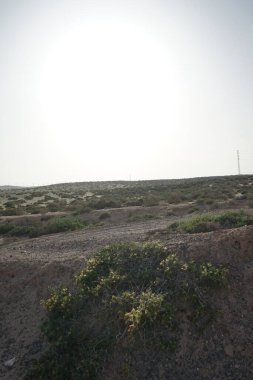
[0,175,253,379]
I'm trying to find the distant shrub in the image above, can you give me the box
[0,216,87,238]
[143,196,160,206]
[44,195,56,201]
[4,201,16,208]
[215,211,252,228]
[9,224,32,236]
[47,202,64,212]
[30,209,41,214]
[167,192,186,204]
[29,217,86,237]
[40,214,51,222]
[166,210,175,217]
[99,212,111,220]
[92,198,121,209]
[78,206,92,214]
[125,197,144,206]
[187,206,198,214]
[168,211,253,234]
[1,208,17,216]
[0,222,14,235]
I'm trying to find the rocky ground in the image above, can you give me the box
[0,218,253,379]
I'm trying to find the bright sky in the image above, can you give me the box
[0,0,253,186]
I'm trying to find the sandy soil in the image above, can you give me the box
[0,219,253,379]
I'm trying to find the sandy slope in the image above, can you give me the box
[0,221,253,379]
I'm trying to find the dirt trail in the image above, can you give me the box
[0,219,171,263]
[0,221,253,379]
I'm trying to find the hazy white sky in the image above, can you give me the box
[0,0,252,185]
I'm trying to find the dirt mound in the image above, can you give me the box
[157,226,253,379]
[0,225,253,379]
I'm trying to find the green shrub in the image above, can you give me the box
[168,215,216,233]
[26,242,227,379]
[84,197,121,210]
[0,222,15,234]
[47,203,61,212]
[1,208,17,216]
[9,224,32,236]
[29,217,86,237]
[168,211,253,234]
[77,206,92,214]
[0,216,87,238]
[143,196,160,206]
[214,211,252,228]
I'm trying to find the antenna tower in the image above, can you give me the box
[237,150,241,175]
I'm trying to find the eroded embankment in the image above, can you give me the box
[0,224,253,379]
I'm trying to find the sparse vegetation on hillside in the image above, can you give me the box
[25,242,227,379]
[1,175,253,216]
[0,175,252,244]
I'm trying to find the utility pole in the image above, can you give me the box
[237,150,241,175]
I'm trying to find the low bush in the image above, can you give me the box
[98,212,111,220]
[1,208,18,216]
[168,211,253,233]
[215,211,253,228]
[0,222,14,234]
[0,216,87,238]
[28,217,86,237]
[25,242,227,379]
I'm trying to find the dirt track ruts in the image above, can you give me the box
[0,219,174,263]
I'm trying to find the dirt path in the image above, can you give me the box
[0,219,173,264]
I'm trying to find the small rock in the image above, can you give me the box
[224,343,234,357]
[235,193,245,200]
[4,357,15,368]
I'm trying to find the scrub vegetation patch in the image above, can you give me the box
[168,210,253,234]
[0,216,87,238]
[25,242,227,379]
[1,174,253,217]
